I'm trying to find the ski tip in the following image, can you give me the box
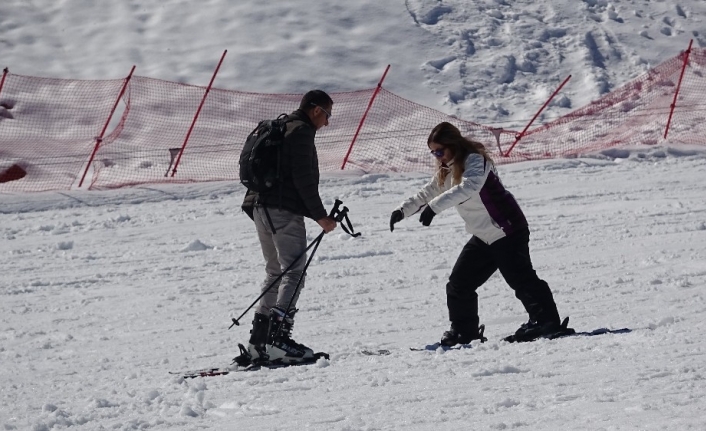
[502,335,516,343]
[410,342,474,351]
[314,351,330,360]
[171,367,233,379]
[361,349,392,356]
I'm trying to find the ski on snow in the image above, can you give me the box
[411,318,631,351]
[361,349,392,356]
[171,353,329,379]
[410,323,488,352]
[409,343,476,352]
[501,317,631,343]
[170,367,235,379]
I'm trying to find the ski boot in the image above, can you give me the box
[505,317,574,342]
[266,307,327,364]
[441,322,488,347]
[233,312,270,366]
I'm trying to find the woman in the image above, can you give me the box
[389,122,569,344]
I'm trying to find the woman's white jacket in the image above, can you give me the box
[396,153,528,245]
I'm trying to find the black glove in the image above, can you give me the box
[419,206,436,226]
[389,210,404,232]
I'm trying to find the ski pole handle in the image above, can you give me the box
[328,199,343,218]
[334,206,349,223]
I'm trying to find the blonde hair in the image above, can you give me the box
[427,122,493,185]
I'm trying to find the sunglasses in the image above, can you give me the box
[311,104,331,120]
[430,148,446,158]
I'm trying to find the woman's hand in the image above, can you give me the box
[389,210,404,232]
[419,206,436,226]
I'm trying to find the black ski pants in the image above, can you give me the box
[446,228,560,330]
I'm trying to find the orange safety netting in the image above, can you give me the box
[1,48,705,193]
[0,74,126,192]
[514,46,706,159]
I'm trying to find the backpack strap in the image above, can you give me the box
[276,113,290,212]
[263,206,277,234]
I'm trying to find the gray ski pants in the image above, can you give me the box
[253,206,307,315]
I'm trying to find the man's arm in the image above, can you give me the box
[288,127,327,220]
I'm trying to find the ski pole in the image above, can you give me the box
[270,231,324,339]
[272,202,357,338]
[228,232,325,328]
[228,199,344,329]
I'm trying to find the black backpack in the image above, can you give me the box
[239,114,290,193]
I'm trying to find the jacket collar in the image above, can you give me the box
[289,109,316,131]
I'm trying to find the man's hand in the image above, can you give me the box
[317,216,337,233]
[389,210,404,232]
[419,206,436,226]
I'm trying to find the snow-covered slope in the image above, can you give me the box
[2,1,706,429]
[2,148,706,430]
[2,1,704,128]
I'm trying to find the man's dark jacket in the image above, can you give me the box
[241,109,327,221]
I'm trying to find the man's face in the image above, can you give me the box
[312,104,331,130]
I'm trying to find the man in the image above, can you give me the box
[236,90,337,366]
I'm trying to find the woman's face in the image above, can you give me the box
[429,141,452,165]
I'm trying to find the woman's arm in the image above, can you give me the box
[397,175,443,218]
[428,154,488,213]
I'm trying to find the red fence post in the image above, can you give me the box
[503,75,571,158]
[0,68,8,96]
[664,39,693,140]
[78,65,136,188]
[170,50,227,177]
[340,64,390,170]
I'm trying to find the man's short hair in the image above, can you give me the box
[299,90,333,111]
